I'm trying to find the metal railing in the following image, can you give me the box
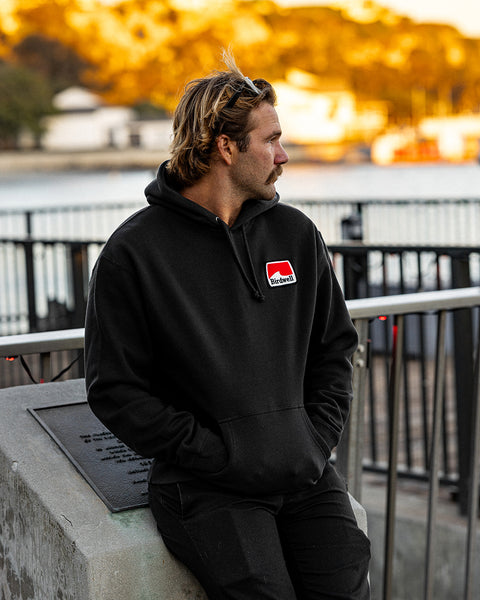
[0,239,103,336]
[0,239,478,504]
[341,287,480,600]
[2,237,479,334]
[1,288,479,599]
[2,196,480,337]
[2,197,480,245]
[0,201,145,241]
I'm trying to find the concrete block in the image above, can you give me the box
[0,379,368,600]
[0,379,206,600]
[349,493,368,535]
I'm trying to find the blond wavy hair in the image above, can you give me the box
[167,52,276,188]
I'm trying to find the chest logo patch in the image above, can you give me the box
[266,260,297,287]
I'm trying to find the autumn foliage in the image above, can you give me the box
[1,0,480,120]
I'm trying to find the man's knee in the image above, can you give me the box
[309,527,371,599]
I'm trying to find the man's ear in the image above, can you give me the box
[216,134,236,165]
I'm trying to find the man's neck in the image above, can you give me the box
[181,172,243,228]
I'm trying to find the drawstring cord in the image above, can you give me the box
[241,227,265,302]
[216,218,265,302]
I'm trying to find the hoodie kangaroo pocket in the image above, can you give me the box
[207,407,327,494]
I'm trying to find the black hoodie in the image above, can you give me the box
[85,161,358,495]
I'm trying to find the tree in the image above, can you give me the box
[0,62,54,149]
[2,0,480,121]
[13,34,92,92]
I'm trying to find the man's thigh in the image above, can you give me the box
[149,480,297,600]
[279,463,371,600]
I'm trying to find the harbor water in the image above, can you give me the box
[2,160,480,206]
[1,160,480,335]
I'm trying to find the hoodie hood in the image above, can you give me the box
[144,161,280,230]
[144,160,280,302]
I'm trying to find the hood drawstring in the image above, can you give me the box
[217,218,266,302]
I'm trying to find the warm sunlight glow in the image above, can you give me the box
[2,0,480,158]
[0,0,18,37]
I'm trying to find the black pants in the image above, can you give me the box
[148,462,370,600]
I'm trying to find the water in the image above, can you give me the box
[0,169,154,211]
[278,161,480,201]
[2,161,480,245]
[2,161,480,211]
[1,160,480,335]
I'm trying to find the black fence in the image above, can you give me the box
[0,239,103,336]
[1,200,480,515]
[2,197,480,245]
[2,237,478,335]
[328,243,479,513]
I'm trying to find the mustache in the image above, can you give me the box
[265,166,283,185]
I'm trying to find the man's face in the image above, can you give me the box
[229,102,289,202]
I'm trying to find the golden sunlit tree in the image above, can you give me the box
[1,0,480,121]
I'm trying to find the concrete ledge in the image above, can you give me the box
[0,379,206,600]
[0,379,367,599]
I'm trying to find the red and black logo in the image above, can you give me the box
[266,260,297,287]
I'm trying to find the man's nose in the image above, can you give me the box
[276,143,289,165]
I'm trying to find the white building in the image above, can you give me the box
[419,115,480,161]
[273,69,387,146]
[39,87,135,151]
[19,87,173,152]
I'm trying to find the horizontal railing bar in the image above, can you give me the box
[0,238,106,245]
[0,328,85,357]
[1,289,479,358]
[290,198,480,205]
[329,244,480,254]
[2,197,480,217]
[347,287,480,319]
[0,200,144,216]
[2,239,480,253]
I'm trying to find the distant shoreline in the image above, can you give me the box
[0,149,170,174]
[0,145,328,174]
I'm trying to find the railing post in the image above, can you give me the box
[25,211,33,237]
[383,314,404,600]
[24,240,38,332]
[342,247,368,300]
[464,312,480,600]
[337,318,369,501]
[424,310,447,600]
[451,251,473,514]
[40,352,52,383]
[70,243,89,328]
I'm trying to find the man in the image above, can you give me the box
[84,54,370,599]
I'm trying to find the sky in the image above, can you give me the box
[277,0,480,38]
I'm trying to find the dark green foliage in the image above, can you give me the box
[0,62,54,148]
[13,34,92,93]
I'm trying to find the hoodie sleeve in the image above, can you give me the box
[303,232,358,459]
[84,253,228,474]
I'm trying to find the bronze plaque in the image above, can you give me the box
[29,402,153,512]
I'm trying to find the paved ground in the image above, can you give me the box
[362,470,467,528]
